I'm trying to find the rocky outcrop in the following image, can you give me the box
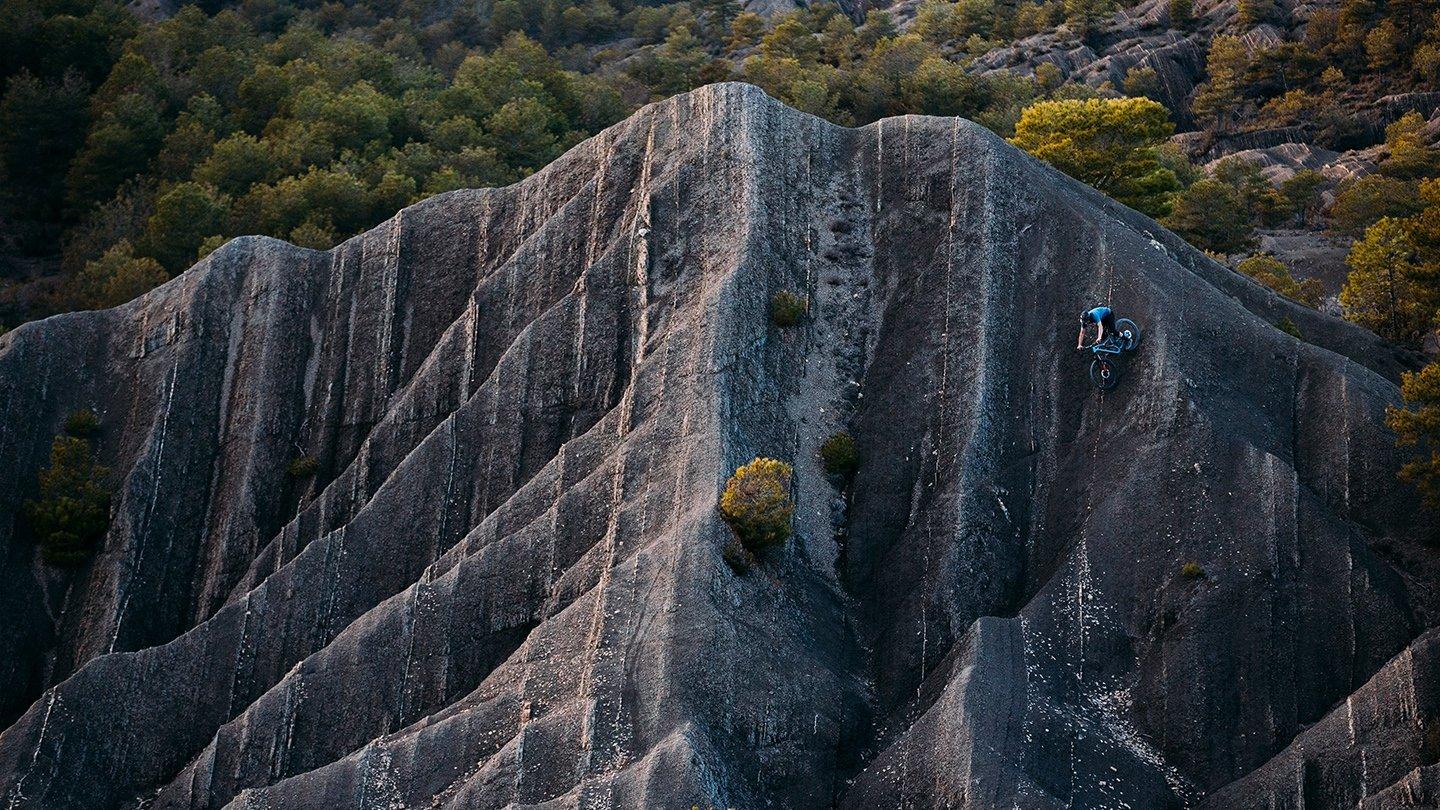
[969,0,1212,125]
[1202,629,1440,808]
[0,83,1435,808]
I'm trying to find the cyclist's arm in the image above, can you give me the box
[1076,324,1086,349]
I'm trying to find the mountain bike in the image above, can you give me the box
[1085,318,1141,392]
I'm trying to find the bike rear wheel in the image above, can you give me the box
[1116,318,1141,352]
[1091,356,1122,391]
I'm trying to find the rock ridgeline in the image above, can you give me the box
[0,83,1436,808]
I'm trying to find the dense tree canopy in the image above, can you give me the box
[0,0,1072,325]
[1011,97,1181,216]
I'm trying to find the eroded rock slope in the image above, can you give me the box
[0,83,1436,808]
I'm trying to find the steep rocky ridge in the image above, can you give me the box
[0,83,1435,808]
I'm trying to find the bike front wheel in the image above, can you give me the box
[1091,356,1122,391]
[1115,318,1141,352]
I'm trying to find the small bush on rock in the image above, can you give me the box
[64,409,100,437]
[720,457,794,552]
[287,455,320,478]
[820,431,860,477]
[1180,561,1206,580]
[1277,317,1302,339]
[771,290,808,327]
[24,435,111,567]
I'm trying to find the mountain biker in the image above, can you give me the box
[1076,306,1117,350]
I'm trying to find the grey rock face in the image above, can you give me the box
[0,83,1435,808]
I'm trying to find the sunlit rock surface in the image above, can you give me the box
[0,83,1435,809]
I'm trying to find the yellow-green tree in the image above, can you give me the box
[1381,112,1440,179]
[1340,217,1437,345]
[719,457,794,552]
[1388,361,1440,510]
[1011,97,1181,216]
[1330,175,1425,235]
[727,12,766,52]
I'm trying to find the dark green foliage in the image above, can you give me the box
[1122,67,1164,102]
[1167,0,1193,27]
[71,240,169,308]
[1180,561,1205,580]
[1389,359,1440,510]
[3,0,1435,330]
[24,434,111,567]
[287,455,319,477]
[1067,0,1117,40]
[142,182,228,273]
[1280,170,1324,224]
[0,0,1170,328]
[65,409,100,437]
[1164,179,1254,254]
[1161,156,1313,254]
[1277,316,1303,338]
[0,71,91,242]
[1331,175,1425,236]
[1212,157,1289,227]
[2,4,637,319]
[820,431,860,477]
[1238,0,1283,27]
[771,289,807,327]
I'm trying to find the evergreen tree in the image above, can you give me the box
[1237,254,1324,306]
[1388,362,1440,511]
[71,239,169,309]
[1164,179,1254,254]
[1192,36,1248,130]
[1011,97,1181,217]
[1381,112,1440,179]
[1168,0,1194,27]
[1340,217,1437,346]
[1063,0,1117,42]
[24,427,111,567]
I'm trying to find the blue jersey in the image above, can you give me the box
[1084,307,1112,325]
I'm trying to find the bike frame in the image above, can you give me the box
[1088,338,1125,357]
